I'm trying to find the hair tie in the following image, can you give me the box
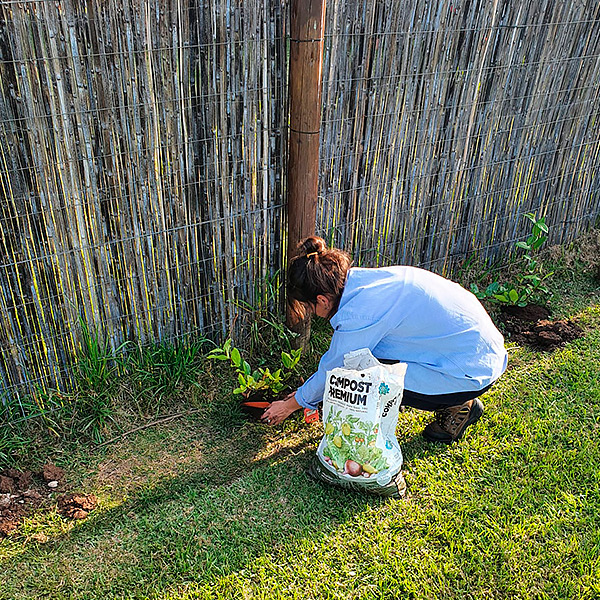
[306,252,318,259]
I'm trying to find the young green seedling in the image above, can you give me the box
[471,212,553,307]
[207,340,301,398]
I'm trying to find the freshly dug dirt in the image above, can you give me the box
[0,468,45,537]
[498,304,584,350]
[57,493,97,520]
[0,463,95,537]
[501,304,551,323]
[42,463,65,483]
[0,475,17,494]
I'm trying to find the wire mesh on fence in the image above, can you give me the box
[0,0,288,409]
[1,0,600,416]
[318,0,600,270]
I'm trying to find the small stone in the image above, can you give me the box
[47,481,59,488]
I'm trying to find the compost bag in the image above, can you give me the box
[310,349,407,497]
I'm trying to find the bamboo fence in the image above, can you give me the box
[319,0,600,268]
[0,0,288,401]
[0,0,599,407]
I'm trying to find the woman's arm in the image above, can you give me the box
[262,318,384,424]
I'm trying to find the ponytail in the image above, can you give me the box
[287,236,352,319]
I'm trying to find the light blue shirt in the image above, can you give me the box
[295,266,508,409]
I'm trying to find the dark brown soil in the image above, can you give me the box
[501,304,551,322]
[0,468,47,537]
[0,463,95,537]
[42,463,65,483]
[498,304,584,350]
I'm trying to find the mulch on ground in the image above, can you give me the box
[0,463,96,537]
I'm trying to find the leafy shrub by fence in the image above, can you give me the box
[0,0,599,404]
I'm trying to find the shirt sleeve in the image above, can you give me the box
[294,317,389,409]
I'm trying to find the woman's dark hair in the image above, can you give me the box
[287,236,352,319]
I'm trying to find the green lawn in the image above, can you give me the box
[1,256,599,599]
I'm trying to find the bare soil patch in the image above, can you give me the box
[0,463,96,537]
[498,304,584,350]
[57,493,98,520]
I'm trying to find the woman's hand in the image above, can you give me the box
[261,391,301,426]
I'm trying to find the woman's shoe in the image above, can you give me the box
[423,399,484,443]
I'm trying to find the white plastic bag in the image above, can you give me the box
[316,349,407,490]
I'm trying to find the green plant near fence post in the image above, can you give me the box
[207,339,301,398]
[471,213,554,307]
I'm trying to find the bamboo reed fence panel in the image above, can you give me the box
[1,0,600,410]
[0,0,287,404]
[318,0,600,272]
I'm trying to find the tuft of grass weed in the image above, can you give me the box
[116,339,208,415]
[0,425,30,466]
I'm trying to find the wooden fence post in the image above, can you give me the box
[286,0,326,349]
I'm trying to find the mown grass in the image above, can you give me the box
[1,238,599,600]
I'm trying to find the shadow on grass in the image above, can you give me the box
[0,405,452,599]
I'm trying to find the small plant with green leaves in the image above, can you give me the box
[207,339,301,398]
[471,212,554,307]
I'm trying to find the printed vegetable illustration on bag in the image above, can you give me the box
[316,349,407,489]
[322,412,387,477]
